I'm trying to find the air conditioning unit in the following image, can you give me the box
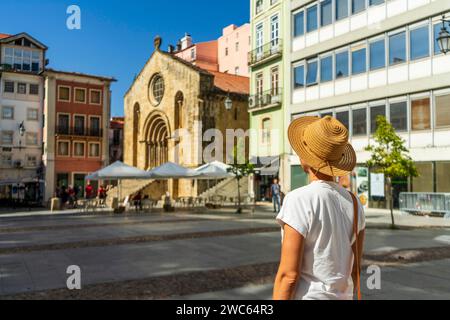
[248,96,256,109]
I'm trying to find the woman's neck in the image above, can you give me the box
[309,171,335,183]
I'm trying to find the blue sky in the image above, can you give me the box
[0,0,250,116]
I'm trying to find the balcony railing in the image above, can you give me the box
[56,126,103,138]
[248,39,283,66]
[248,88,283,111]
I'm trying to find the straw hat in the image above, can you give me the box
[288,116,356,177]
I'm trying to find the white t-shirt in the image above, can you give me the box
[276,180,365,300]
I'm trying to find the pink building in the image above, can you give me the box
[218,24,251,77]
[173,24,250,77]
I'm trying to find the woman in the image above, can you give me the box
[273,116,365,300]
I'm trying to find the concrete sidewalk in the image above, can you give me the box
[172,259,450,300]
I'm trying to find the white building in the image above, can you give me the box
[286,0,450,208]
[0,33,47,204]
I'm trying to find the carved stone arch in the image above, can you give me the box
[142,110,171,170]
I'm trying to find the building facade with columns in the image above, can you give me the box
[124,37,249,201]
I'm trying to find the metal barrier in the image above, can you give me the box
[399,192,450,218]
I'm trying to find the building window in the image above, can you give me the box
[225,47,229,56]
[336,0,349,21]
[351,46,366,75]
[294,11,305,37]
[434,22,450,54]
[336,110,350,130]
[435,93,450,128]
[256,73,264,96]
[352,108,367,136]
[335,50,349,79]
[369,0,384,5]
[436,162,450,192]
[412,163,433,192]
[27,108,38,121]
[90,89,102,105]
[389,101,408,132]
[271,15,280,47]
[90,117,101,136]
[74,116,85,135]
[2,106,14,120]
[18,83,27,94]
[256,23,264,56]
[389,31,406,65]
[89,143,100,157]
[320,55,333,82]
[58,141,70,156]
[271,67,279,95]
[27,155,38,167]
[150,74,165,105]
[58,86,71,102]
[410,25,430,61]
[2,48,40,72]
[4,81,14,93]
[262,118,271,144]
[294,65,305,89]
[370,105,386,134]
[411,97,431,131]
[26,132,38,146]
[191,48,196,59]
[320,0,332,27]
[306,59,318,85]
[57,114,70,134]
[56,173,70,189]
[1,154,12,167]
[1,131,13,145]
[235,67,240,75]
[235,42,239,52]
[29,84,39,95]
[369,39,385,70]
[256,0,263,15]
[306,5,318,32]
[74,142,85,157]
[352,0,366,14]
[74,88,87,103]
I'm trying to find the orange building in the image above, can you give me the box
[42,69,116,201]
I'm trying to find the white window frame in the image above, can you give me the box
[74,87,87,104]
[73,141,86,158]
[58,85,71,102]
[89,89,102,105]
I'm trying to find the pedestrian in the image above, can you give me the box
[98,185,108,207]
[133,191,143,212]
[67,185,75,208]
[85,181,94,200]
[59,185,69,210]
[270,178,282,213]
[273,116,365,300]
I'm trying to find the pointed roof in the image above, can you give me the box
[0,32,47,49]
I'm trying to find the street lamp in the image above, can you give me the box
[224,91,233,111]
[437,15,450,55]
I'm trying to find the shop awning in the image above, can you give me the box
[250,156,280,176]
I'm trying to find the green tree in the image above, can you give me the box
[227,162,255,214]
[365,116,418,228]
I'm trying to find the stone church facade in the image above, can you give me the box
[123,37,249,200]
